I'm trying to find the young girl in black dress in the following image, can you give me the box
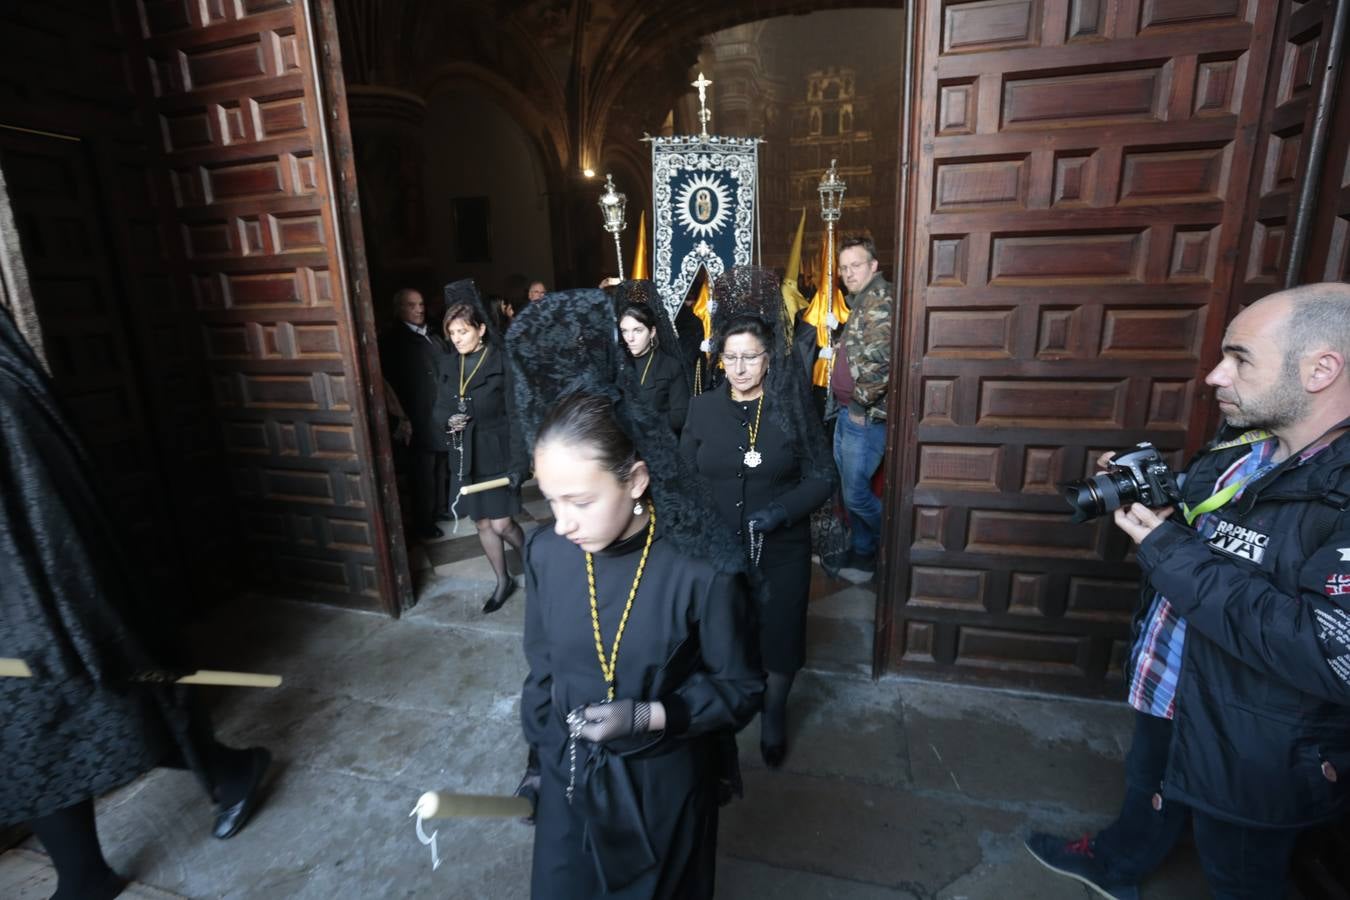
[508,289,763,899]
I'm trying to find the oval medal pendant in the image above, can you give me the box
[744,449,762,468]
[457,397,467,413]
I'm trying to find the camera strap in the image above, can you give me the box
[1182,481,1244,526]
[1182,429,1275,526]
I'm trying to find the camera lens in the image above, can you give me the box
[1061,469,1137,523]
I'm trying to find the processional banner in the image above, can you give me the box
[650,135,759,324]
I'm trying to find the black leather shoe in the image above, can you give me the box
[760,740,786,769]
[213,747,272,840]
[483,578,517,614]
[417,525,444,540]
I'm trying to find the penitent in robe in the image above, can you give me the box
[520,522,764,899]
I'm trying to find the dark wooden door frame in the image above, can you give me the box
[874,0,919,679]
[309,0,413,615]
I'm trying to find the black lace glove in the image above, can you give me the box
[507,471,525,490]
[576,698,653,743]
[747,503,787,533]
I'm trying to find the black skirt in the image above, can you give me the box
[757,538,813,673]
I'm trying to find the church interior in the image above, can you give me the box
[3,0,1350,896]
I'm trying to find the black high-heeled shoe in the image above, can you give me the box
[760,740,786,769]
[212,747,272,839]
[483,577,517,614]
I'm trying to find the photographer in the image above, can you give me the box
[1027,283,1350,900]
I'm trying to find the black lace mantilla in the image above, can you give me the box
[506,289,745,575]
[710,266,835,486]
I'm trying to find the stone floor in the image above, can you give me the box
[7,502,1210,899]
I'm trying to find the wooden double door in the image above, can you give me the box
[882,0,1350,692]
[0,0,407,615]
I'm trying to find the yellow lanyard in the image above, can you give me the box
[745,394,764,451]
[459,345,488,399]
[1181,430,1273,525]
[639,351,655,386]
[586,510,656,701]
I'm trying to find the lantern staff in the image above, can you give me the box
[817,159,847,380]
[598,173,628,280]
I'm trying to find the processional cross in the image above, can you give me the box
[692,71,712,140]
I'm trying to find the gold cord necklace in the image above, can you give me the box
[742,393,764,468]
[586,508,656,701]
[457,344,488,412]
[639,350,655,385]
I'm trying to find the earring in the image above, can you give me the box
[633,500,644,516]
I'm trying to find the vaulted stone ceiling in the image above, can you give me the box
[334,0,888,178]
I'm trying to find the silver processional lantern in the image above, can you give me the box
[817,159,847,378]
[818,158,847,224]
[598,173,628,281]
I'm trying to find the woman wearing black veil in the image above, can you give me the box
[508,289,763,899]
[679,266,836,769]
[438,278,525,613]
[607,279,690,434]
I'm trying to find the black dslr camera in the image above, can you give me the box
[1060,442,1183,523]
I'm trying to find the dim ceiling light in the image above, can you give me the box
[583,168,596,178]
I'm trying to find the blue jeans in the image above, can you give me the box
[1097,712,1300,898]
[832,412,885,556]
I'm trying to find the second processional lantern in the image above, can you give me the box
[598,173,628,281]
[817,159,847,375]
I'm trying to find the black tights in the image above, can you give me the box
[476,516,525,591]
[760,670,795,746]
[28,799,122,900]
[27,700,254,898]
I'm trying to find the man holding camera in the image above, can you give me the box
[1027,282,1350,899]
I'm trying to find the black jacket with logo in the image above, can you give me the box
[1134,420,1350,827]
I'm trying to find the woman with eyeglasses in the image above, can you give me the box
[679,267,835,770]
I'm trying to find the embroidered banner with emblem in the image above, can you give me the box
[650,136,760,325]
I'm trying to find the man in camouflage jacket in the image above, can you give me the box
[829,235,893,572]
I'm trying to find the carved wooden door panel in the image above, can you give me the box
[1229,0,1341,314]
[0,128,178,575]
[1286,1,1350,288]
[887,0,1281,692]
[122,0,403,612]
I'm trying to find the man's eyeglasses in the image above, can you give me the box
[720,352,767,366]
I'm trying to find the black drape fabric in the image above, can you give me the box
[673,303,706,394]
[0,307,206,824]
[521,525,763,898]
